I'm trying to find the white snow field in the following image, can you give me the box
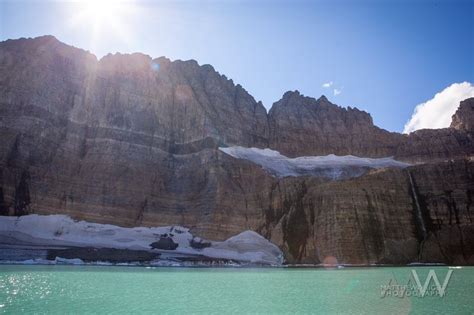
[0,215,283,265]
[219,146,410,179]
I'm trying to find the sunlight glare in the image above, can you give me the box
[81,0,123,22]
[67,0,139,49]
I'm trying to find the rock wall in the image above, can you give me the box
[1,36,473,265]
[451,98,474,131]
[268,90,474,162]
[268,91,403,157]
[258,159,474,265]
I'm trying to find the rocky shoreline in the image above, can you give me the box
[0,245,252,267]
[0,245,457,268]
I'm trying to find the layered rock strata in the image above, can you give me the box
[1,36,473,265]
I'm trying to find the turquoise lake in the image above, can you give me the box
[0,265,473,314]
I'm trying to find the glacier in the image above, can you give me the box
[219,146,411,179]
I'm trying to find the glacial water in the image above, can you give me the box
[0,265,473,314]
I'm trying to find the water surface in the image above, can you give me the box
[0,266,473,314]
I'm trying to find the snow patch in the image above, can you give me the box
[0,215,283,265]
[219,146,410,179]
[203,231,283,264]
[0,214,188,251]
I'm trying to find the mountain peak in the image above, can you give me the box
[451,97,474,131]
[282,90,301,99]
[318,95,329,102]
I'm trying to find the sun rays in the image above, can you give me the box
[66,0,140,51]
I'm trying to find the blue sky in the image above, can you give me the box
[1,0,473,132]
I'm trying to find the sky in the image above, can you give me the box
[0,0,473,133]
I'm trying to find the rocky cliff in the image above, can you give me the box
[451,98,474,131]
[268,91,403,157]
[1,36,473,265]
[268,90,474,162]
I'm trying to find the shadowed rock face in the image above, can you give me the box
[1,36,473,265]
[0,36,268,153]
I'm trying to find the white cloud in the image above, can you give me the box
[403,82,474,134]
[322,81,333,88]
[333,88,342,96]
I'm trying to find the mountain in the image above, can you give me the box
[268,90,473,162]
[268,91,403,157]
[451,98,474,131]
[0,36,473,265]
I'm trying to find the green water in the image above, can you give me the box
[0,266,473,314]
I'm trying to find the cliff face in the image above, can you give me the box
[451,98,474,131]
[0,35,268,153]
[268,91,403,157]
[1,36,473,265]
[268,90,474,162]
[261,159,474,265]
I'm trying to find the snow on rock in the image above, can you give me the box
[219,146,410,179]
[0,214,189,250]
[0,215,283,265]
[203,231,283,265]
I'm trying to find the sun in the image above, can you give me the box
[79,0,126,24]
[67,0,138,48]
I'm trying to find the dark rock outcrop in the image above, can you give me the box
[451,98,474,131]
[1,36,473,265]
[150,236,179,250]
[190,237,212,250]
